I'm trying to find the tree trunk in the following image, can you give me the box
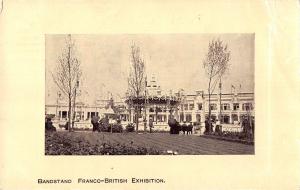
[208,78,212,134]
[67,45,72,132]
[135,106,139,132]
[208,93,211,134]
[72,89,76,129]
[68,95,72,132]
[144,105,147,133]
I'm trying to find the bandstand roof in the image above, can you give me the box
[103,107,115,115]
[125,96,180,106]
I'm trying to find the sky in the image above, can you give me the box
[45,34,254,104]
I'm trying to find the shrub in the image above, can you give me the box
[168,118,181,134]
[45,118,56,131]
[211,131,254,141]
[64,122,69,130]
[99,118,109,132]
[45,131,162,155]
[126,123,135,132]
[110,123,123,133]
[150,129,169,133]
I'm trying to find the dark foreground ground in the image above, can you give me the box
[45,131,254,155]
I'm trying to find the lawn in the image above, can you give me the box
[45,131,254,155]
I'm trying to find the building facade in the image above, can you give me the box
[45,76,254,130]
[176,91,254,125]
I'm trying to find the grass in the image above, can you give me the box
[45,131,254,155]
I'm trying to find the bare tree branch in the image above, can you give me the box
[51,34,82,131]
[127,44,146,131]
[203,39,230,133]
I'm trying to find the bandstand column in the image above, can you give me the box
[166,108,170,122]
[174,108,179,121]
[85,110,88,120]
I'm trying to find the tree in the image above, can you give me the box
[203,39,230,133]
[127,44,146,132]
[52,34,82,132]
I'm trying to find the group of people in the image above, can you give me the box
[204,117,255,135]
[241,118,255,136]
[204,119,222,134]
[168,118,194,135]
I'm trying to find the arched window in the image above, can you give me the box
[189,104,194,110]
[156,107,162,112]
[209,103,217,110]
[197,103,203,110]
[186,114,192,122]
[242,103,252,111]
[233,103,239,110]
[221,103,230,110]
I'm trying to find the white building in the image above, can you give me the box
[45,76,254,130]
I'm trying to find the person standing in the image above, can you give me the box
[205,119,209,134]
[149,118,153,133]
[215,119,221,133]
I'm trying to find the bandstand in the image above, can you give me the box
[125,95,180,131]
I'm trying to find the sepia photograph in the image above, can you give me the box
[2,0,300,189]
[45,34,255,155]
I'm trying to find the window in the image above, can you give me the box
[156,107,162,112]
[162,115,166,122]
[210,104,217,110]
[242,103,252,111]
[180,114,184,122]
[233,103,239,110]
[189,104,194,110]
[197,103,202,110]
[211,115,217,122]
[232,114,238,121]
[62,111,67,119]
[157,115,162,122]
[186,114,192,122]
[184,104,188,110]
[222,103,230,110]
[196,114,201,122]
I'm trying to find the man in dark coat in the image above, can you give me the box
[149,118,153,133]
[204,119,209,134]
